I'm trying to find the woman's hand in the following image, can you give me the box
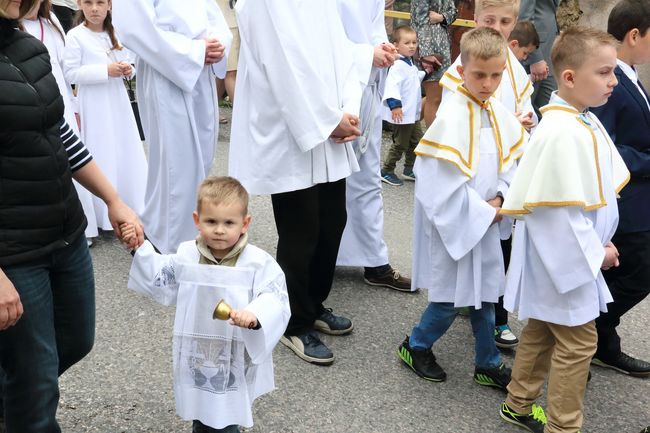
[0,270,23,331]
[107,199,145,249]
[429,11,444,24]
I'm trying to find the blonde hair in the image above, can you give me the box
[0,0,39,18]
[475,0,520,17]
[460,27,508,65]
[391,25,416,43]
[196,176,249,215]
[551,26,619,78]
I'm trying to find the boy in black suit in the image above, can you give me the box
[590,0,650,378]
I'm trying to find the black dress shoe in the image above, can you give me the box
[592,352,650,377]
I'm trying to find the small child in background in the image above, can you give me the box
[125,176,290,433]
[508,20,540,62]
[500,27,628,433]
[398,27,527,389]
[63,0,147,232]
[380,25,425,187]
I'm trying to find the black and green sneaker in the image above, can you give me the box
[474,363,511,391]
[499,402,547,433]
[397,335,446,381]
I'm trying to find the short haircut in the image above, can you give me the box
[392,25,416,43]
[0,0,39,18]
[607,0,650,41]
[475,0,520,17]
[551,26,619,78]
[508,20,540,47]
[196,176,249,215]
[460,27,508,65]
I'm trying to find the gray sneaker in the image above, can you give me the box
[314,308,353,335]
[280,331,335,365]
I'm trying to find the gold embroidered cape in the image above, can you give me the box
[501,104,630,216]
[414,86,527,178]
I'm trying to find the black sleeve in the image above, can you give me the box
[60,121,92,172]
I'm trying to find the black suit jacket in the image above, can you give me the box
[591,66,650,233]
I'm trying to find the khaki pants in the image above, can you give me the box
[506,319,597,433]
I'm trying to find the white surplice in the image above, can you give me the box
[128,240,290,429]
[229,0,364,195]
[23,16,98,238]
[503,100,630,326]
[336,0,392,268]
[412,89,526,306]
[112,0,232,253]
[441,49,536,122]
[63,25,147,230]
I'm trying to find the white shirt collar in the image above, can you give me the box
[617,59,638,83]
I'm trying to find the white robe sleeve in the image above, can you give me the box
[241,1,346,152]
[240,262,290,365]
[497,160,515,240]
[206,2,232,80]
[63,33,108,85]
[414,156,497,261]
[382,63,405,105]
[112,0,206,92]
[128,241,180,306]
[524,206,606,294]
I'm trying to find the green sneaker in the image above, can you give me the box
[499,402,547,433]
[397,335,446,381]
[474,363,511,391]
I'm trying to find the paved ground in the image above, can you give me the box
[58,109,649,433]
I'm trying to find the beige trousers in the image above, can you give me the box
[506,319,597,433]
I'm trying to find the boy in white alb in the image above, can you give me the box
[499,28,630,433]
[397,28,527,389]
[125,177,290,433]
[380,25,425,187]
[439,0,535,348]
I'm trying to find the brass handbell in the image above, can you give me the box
[213,299,232,321]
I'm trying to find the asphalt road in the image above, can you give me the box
[57,109,649,433]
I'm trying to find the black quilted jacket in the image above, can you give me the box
[0,18,86,266]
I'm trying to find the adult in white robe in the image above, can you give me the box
[229,0,366,364]
[63,24,148,231]
[128,239,290,430]
[112,0,232,254]
[335,0,413,292]
[23,13,98,240]
[500,95,630,433]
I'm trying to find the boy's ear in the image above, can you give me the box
[508,39,519,50]
[625,28,640,46]
[560,68,576,89]
[192,211,200,228]
[241,215,252,234]
[456,64,465,80]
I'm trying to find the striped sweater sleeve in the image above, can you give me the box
[60,121,92,171]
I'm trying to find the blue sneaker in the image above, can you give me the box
[402,168,416,181]
[381,170,403,186]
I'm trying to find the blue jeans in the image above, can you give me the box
[409,302,501,369]
[0,234,95,433]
